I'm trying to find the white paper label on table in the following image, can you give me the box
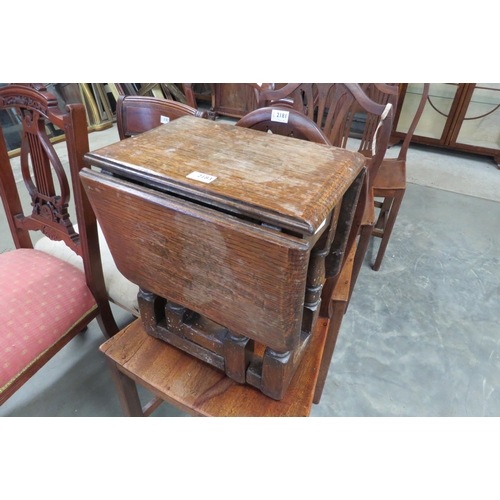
[187,171,217,184]
[160,116,170,124]
[271,109,290,123]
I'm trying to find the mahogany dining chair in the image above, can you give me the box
[0,83,119,405]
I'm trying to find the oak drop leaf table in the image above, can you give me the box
[82,116,366,413]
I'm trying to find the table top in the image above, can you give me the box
[84,116,366,236]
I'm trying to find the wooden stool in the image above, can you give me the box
[100,316,329,417]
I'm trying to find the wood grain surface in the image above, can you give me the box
[81,169,310,351]
[100,316,329,417]
[84,115,366,235]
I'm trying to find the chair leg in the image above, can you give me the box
[313,299,348,404]
[96,301,120,339]
[374,197,393,231]
[106,359,145,416]
[348,223,373,304]
[372,189,405,272]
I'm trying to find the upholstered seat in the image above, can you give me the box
[0,249,97,395]
[35,225,140,316]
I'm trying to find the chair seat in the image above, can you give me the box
[100,316,328,417]
[35,224,140,316]
[0,249,97,394]
[373,158,406,192]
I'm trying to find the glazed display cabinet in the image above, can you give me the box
[392,83,500,168]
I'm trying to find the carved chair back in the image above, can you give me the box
[257,83,393,184]
[1,85,96,256]
[116,95,208,140]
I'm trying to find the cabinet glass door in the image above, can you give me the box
[453,84,500,151]
[396,83,460,142]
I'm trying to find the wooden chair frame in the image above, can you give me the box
[371,83,430,270]
[235,105,331,144]
[116,94,208,140]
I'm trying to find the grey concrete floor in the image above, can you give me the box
[311,183,500,416]
[1,124,499,417]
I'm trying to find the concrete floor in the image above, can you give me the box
[1,122,499,417]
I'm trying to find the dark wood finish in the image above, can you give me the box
[211,83,272,118]
[181,84,198,109]
[0,84,118,405]
[234,88,394,396]
[116,95,208,140]
[82,116,366,400]
[241,88,398,403]
[265,84,394,187]
[344,85,397,301]
[235,106,332,144]
[100,315,329,417]
[257,83,394,178]
[82,169,312,352]
[320,168,366,318]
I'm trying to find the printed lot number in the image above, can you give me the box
[271,109,290,123]
[186,171,217,184]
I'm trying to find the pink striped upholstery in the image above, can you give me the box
[0,249,97,395]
